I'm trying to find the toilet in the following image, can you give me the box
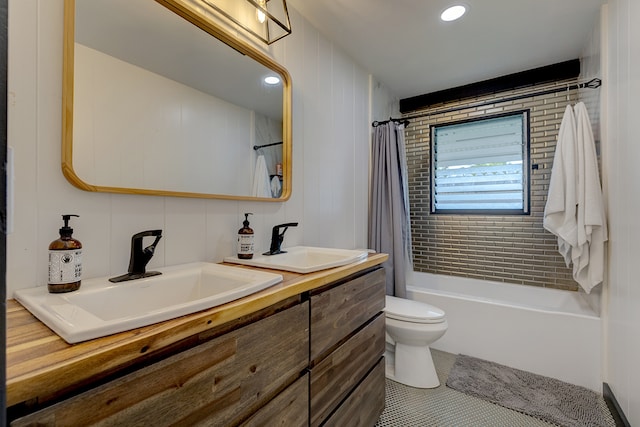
[384,295,448,388]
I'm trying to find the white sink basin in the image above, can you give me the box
[14,262,282,344]
[224,246,369,273]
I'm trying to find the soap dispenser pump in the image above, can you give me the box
[237,213,254,259]
[48,214,83,293]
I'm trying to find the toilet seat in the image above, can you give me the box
[385,295,445,324]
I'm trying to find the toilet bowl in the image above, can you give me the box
[384,295,448,388]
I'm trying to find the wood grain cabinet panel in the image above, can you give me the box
[310,314,385,427]
[240,373,309,427]
[323,359,386,427]
[310,267,385,363]
[12,302,309,427]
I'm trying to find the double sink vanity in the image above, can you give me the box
[7,0,389,424]
[7,249,388,426]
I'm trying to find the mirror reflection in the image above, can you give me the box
[63,0,291,200]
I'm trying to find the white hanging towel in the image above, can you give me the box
[543,105,579,267]
[572,102,607,293]
[270,175,281,198]
[252,155,272,198]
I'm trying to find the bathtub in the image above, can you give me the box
[407,271,602,391]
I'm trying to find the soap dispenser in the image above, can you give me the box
[48,214,83,293]
[237,213,254,259]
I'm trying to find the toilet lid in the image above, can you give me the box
[385,295,445,324]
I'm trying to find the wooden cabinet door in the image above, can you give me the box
[310,314,385,427]
[323,358,385,427]
[310,268,385,363]
[240,373,309,427]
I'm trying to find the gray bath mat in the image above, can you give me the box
[446,354,609,427]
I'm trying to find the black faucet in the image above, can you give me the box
[263,222,298,255]
[109,230,163,283]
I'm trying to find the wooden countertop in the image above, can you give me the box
[6,253,387,408]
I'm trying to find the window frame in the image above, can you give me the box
[429,109,531,215]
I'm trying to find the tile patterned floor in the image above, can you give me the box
[376,349,615,427]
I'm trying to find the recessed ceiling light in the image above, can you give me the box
[264,76,280,85]
[441,5,466,22]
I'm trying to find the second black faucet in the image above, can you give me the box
[263,223,298,255]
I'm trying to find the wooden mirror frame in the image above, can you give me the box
[62,0,292,201]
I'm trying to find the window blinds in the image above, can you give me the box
[431,112,528,213]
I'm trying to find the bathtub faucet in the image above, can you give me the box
[264,222,298,255]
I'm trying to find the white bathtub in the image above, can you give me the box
[407,271,602,391]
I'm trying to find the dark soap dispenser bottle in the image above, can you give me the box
[48,214,83,293]
[237,213,254,259]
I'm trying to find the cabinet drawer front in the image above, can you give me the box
[310,268,385,362]
[310,313,385,427]
[323,358,385,427]
[241,373,309,427]
[12,302,309,427]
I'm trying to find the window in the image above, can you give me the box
[430,111,530,214]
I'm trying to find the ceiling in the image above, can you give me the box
[287,0,605,100]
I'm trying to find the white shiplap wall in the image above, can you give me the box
[6,1,390,296]
[603,0,640,424]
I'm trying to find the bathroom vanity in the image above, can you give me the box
[6,254,387,426]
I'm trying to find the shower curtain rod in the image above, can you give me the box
[371,77,602,127]
[253,141,283,150]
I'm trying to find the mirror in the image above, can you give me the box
[62,0,292,200]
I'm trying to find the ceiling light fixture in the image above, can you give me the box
[440,5,466,22]
[201,0,292,45]
[264,76,281,85]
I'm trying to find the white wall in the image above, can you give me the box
[370,76,400,122]
[7,1,389,296]
[579,9,603,146]
[603,0,640,424]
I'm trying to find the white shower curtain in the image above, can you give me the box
[369,121,413,297]
[252,155,272,198]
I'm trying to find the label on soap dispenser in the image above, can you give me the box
[237,235,254,256]
[48,249,83,284]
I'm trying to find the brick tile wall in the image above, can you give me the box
[405,79,583,291]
